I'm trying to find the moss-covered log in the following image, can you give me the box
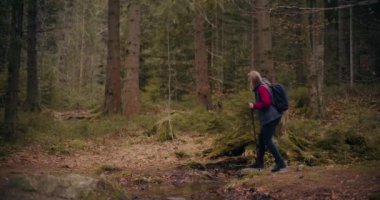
[210,132,254,159]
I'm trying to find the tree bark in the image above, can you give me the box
[3,0,24,138]
[309,0,325,119]
[25,0,40,111]
[295,1,307,85]
[79,2,85,87]
[123,2,140,118]
[251,0,260,70]
[338,0,349,83]
[255,0,274,82]
[103,0,121,114]
[194,5,212,110]
[0,1,11,73]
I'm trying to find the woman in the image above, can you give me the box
[247,70,287,172]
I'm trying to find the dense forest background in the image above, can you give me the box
[0,0,380,199]
[0,0,379,163]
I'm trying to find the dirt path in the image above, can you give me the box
[228,163,380,199]
[0,134,379,199]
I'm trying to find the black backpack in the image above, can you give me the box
[269,83,289,113]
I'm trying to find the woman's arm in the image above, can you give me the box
[253,86,271,110]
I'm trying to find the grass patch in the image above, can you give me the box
[0,112,130,155]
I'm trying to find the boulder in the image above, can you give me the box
[0,173,127,200]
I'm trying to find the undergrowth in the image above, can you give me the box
[209,84,380,166]
[0,84,379,166]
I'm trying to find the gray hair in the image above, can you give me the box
[247,70,262,89]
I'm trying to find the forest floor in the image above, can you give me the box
[0,132,379,200]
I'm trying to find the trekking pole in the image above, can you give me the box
[250,108,260,163]
[250,108,256,140]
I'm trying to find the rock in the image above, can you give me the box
[0,173,127,200]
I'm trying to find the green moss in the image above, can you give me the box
[173,109,226,134]
[210,132,254,158]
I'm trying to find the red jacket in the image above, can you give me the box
[254,85,271,110]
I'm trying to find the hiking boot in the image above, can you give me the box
[271,163,287,173]
[249,162,264,169]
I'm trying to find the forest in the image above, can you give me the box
[0,0,379,199]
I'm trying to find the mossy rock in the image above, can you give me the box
[0,174,127,200]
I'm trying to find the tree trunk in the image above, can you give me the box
[0,1,11,73]
[25,0,40,111]
[251,0,260,70]
[2,0,24,138]
[294,1,307,85]
[302,0,312,85]
[194,6,212,110]
[166,21,173,140]
[349,7,354,87]
[79,3,85,87]
[123,2,140,118]
[309,0,325,119]
[338,0,349,83]
[103,0,121,114]
[255,0,274,82]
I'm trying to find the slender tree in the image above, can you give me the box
[251,0,260,70]
[2,0,24,138]
[25,0,40,111]
[308,0,326,119]
[123,1,141,118]
[0,1,11,73]
[104,0,121,114]
[338,0,349,83]
[194,3,212,110]
[255,0,274,82]
[294,1,307,85]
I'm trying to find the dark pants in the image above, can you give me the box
[256,118,285,166]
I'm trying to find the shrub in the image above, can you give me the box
[289,87,310,108]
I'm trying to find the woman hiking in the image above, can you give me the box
[247,70,287,172]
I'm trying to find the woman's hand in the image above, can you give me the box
[249,102,254,109]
